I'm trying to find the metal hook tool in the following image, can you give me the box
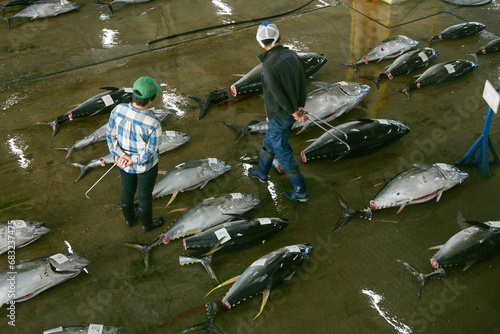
[85,162,117,199]
[304,112,350,150]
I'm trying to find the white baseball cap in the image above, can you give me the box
[256,21,280,48]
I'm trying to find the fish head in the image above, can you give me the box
[297,52,328,76]
[338,82,371,97]
[398,35,420,48]
[48,253,90,274]
[161,131,190,145]
[11,220,50,238]
[225,193,260,211]
[434,163,469,185]
[207,158,231,174]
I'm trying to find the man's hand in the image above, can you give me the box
[292,107,308,123]
[115,155,133,168]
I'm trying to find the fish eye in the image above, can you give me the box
[397,192,400,195]
[381,47,385,51]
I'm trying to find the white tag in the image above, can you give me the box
[376,119,389,125]
[286,245,301,253]
[50,254,69,264]
[214,228,231,244]
[259,218,272,225]
[338,81,348,85]
[88,324,104,334]
[207,158,217,164]
[251,258,267,267]
[436,163,451,171]
[124,87,133,92]
[444,64,456,74]
[483,79,500,114]
[43,327,63,333]
[418,51,428,62]
[231,193,243,199]
[12,220,27,228]
[165,131,176,137]
[101,94,114,106]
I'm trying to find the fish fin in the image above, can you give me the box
[158,170,168,175]
[358,76,380,89]
[182,302,223,334]
[396,202,408,214]
[253,289,270,320]
[464,221,490,230]
[342,62,358,72]
[435,191,443,202]
[206,275,241,297]
[99,87,119,91]
[180,254,219,283]
[105,3,113,15]
[427,245,443,250]
[184,93,210,120]
[68,162,89,183]
[223,213,250,221]
[463,262,474,271]
[37,120,58,137]
[165,192,178,207]
[169,208,188,214]
[202,244,223,256]
[199,180,210,190]
[396,259,426,302]
[331,189,372,232]
[123,242,154,272]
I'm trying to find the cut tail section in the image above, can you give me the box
[358,76,381,90]
[396,259,446,302]
[123,242,153,272]
[331,189,372,232]
[181,302,224,334]
[68,162,90,183]
[179,253,218,283]
[37,120,58,137]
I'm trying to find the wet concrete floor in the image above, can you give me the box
[0,0,500,333]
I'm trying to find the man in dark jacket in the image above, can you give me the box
[248,21,309,202]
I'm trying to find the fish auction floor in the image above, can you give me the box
[0,0,499,333]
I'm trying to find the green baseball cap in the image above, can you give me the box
[133,77,161,98]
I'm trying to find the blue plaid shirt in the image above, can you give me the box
[106,103,162,174]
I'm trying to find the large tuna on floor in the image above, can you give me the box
[359,48,439,89]
[3,0,79,28]
[466,37,500,61]
[70,130,190,183]
[300,119,410,162]
[429,22,486,45]
[96,0,152,15]
[206,244,312,320]
[151,158,231,206]
[369,163,469,213]
[399,59,478,101]
[40,324,122,334]
[0,253,89,305]
[343,35,419,71]
[430,221,500,270]
[38,86,133,137]
[125,193,260,271]
[180,216,289,282]
[0,220,50,255]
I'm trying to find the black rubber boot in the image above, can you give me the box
[248,149,275,183]
[139,208,165,232]
[121,202,136,227]
[284,168,309,202]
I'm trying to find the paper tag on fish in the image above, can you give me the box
[43,327,64,333]
[376,119,389,125]
[418,51,428,62]
[11,220,27,228]
[338,81,348,86]
[258,218,272,225]
[444,64,456,74]
[214,228,231,244]
[207,158,218,164]
[124,87,133,92]
[165,131,176,138]
[88,324,104,334]
[231,193,243,199]
[251,258,267,267]
[101,94,114,106]
[50,253,69,264]
[435,163,451,171]
[286,245,301,253]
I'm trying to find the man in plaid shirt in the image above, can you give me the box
[106,77,165,232]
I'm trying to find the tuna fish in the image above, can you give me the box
[300,119,410,162]
[343,35,419,71]
[396,259,446,301]
[184,88,229,121]
[369,163,469,213]
[429,221,500,270]
[399,59,478,101]
[466,37,500,62]
[221,120,268,140]
[180,216,289,282]
[359,48,439,89]
[330,190,372,232]
[441,0,492,5]
[206,244,312,320]
[3,0,79,28]
[70,131,190,183]
[54,109,172,158]
[151,158,231,206]
[38,87,133,137]
[40,325,122,334]
[230,52,327,97]
[0,253,89,305]
[124,193,260,271]
[96,0,152,15]
[181,302,222,334]
[0,220,50,255]
[429,22,486,45]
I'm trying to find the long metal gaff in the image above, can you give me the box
[85,162,117,199]
[304,112,350,150]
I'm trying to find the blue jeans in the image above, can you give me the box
[262,118,298,171]
[119,164,158,211]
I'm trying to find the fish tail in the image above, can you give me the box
[395,259,446,302]
[123,242,153,272]
[68,162,89,183]
[180,254,218,283]
[359,76,380,90]
[221,121,248,140]
[65,147,75,159]
[181,302,223,334]
[397,88,411,101]
[331,189,372,232]
[106,3,113,15]
[342,62,358,72]
[37,120,58,137]
[184,93,210,120]
[466,52,478,62]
